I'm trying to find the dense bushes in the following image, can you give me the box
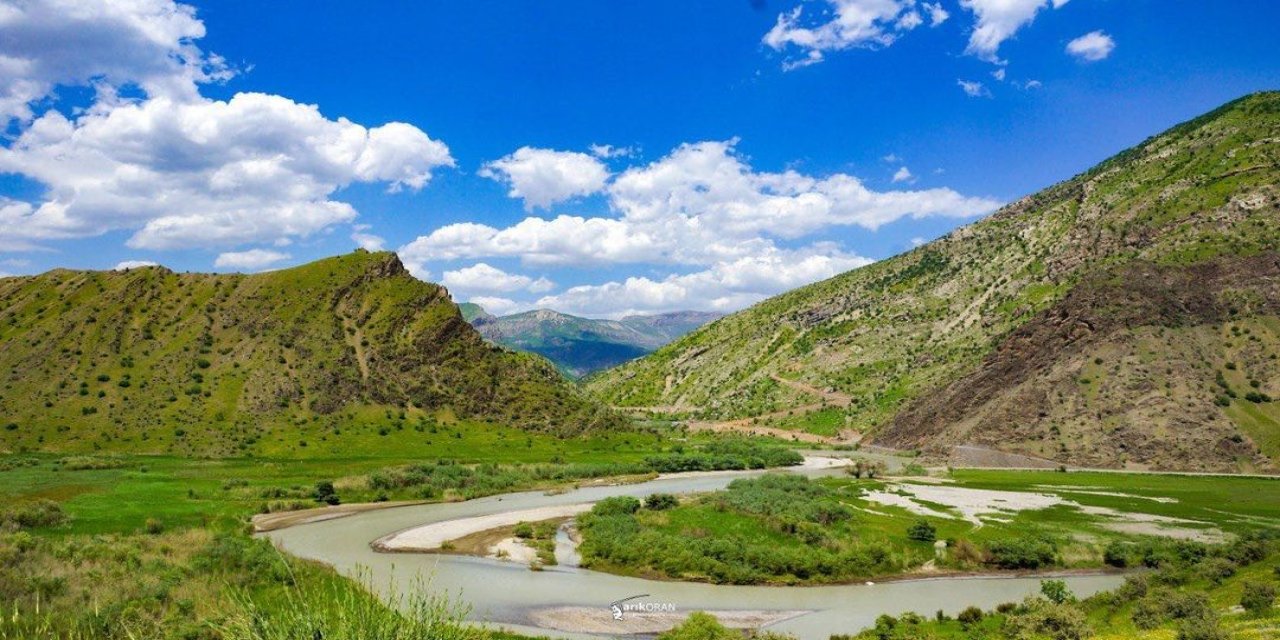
[985,533,1058,569]
[0,499,69,530]
[361,440,802,502]
[642,440,803,473]
[576,474,903,584]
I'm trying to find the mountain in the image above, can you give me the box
[0,250,621,456]
[466,307,722,377]
[587,92,1280,472]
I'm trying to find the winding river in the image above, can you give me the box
[264,463,1124,639]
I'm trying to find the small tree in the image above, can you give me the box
[907,519,937,542]
[314,480,340,505]
[1040,579,1074,604]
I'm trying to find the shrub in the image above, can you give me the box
[313,480,339,506]
[956,606,983,626]
[645,493,679,510]
[144,518,164,535]
[592,496,641,517]
[1103,540,1131,568]
[513,522,534,539]
[3,500,70,529]
[986,534,1057,569]
[1241,580,1276,615]
[1004,598,1090,640]
[657,612,738,640]
[1176,617,1228,640]
[906,519,936,542]
[1040,579,1073,604]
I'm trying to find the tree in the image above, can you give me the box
[1040,579,1074,604]
[314,480,340,505]
[907,519,937,542]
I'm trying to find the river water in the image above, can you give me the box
[264,465,1124,639]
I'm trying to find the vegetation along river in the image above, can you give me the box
[263,462,1124,639]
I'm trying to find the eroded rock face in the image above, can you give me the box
[878,254,1280,472]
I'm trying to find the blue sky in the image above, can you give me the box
[0,1,1276,317]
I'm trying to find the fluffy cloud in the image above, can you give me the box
[1066,30,1115,62]
[923,2,950,26]
[763,0,920,69]
[533,245,874,317]
[441,262,553,295]
[0,0,453,254]
[957,79,990,97]
[479,147,609,210]
[891,166,915,183]
[402,139,999,316]
[589,144,635,159]
[213,248,290,271]
[114,260,159,270]
[350,224,386,251]
[960,0,1070,63]
[402,139,998,275]
[0,0,230,122]
[468,295,523,317]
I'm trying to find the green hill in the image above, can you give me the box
[0,250,621,456]
[468,307,721,377]
[586,91,1280,472]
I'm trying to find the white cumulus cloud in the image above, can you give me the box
[214,248,290,271]
[957,79,991,97]
[1066,30,1115,62]
[891,166,915,183]
[113,260,159,270]
[468,295,524,317]
[401,139,998,276]
[763,0,919,70]
[533,245,875,318]
[479,147,610,210]
[441,262,554,295]
[0,0,454,256]
[960,0,1070,63]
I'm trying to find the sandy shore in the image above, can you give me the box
[526,606,811,635]
[373,503,595,552]
[251,500,424,533]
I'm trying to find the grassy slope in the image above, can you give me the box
[0,250,621,456]
[587,92,1280,469]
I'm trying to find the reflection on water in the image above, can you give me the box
[265,465,1124,640]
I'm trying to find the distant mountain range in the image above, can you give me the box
[458,304,722,377]
[588,92,1280,473]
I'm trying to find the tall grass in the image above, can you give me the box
[215,568,480,640]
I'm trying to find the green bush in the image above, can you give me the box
[657,612,738,640]
[592,496,641,517]
[985,534,1057,569]
[645,493,679,510]
[956,606,983,626]
[906,519,936,542]
[1240,580,1276,615]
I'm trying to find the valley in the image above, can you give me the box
[2,92,1278,640]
